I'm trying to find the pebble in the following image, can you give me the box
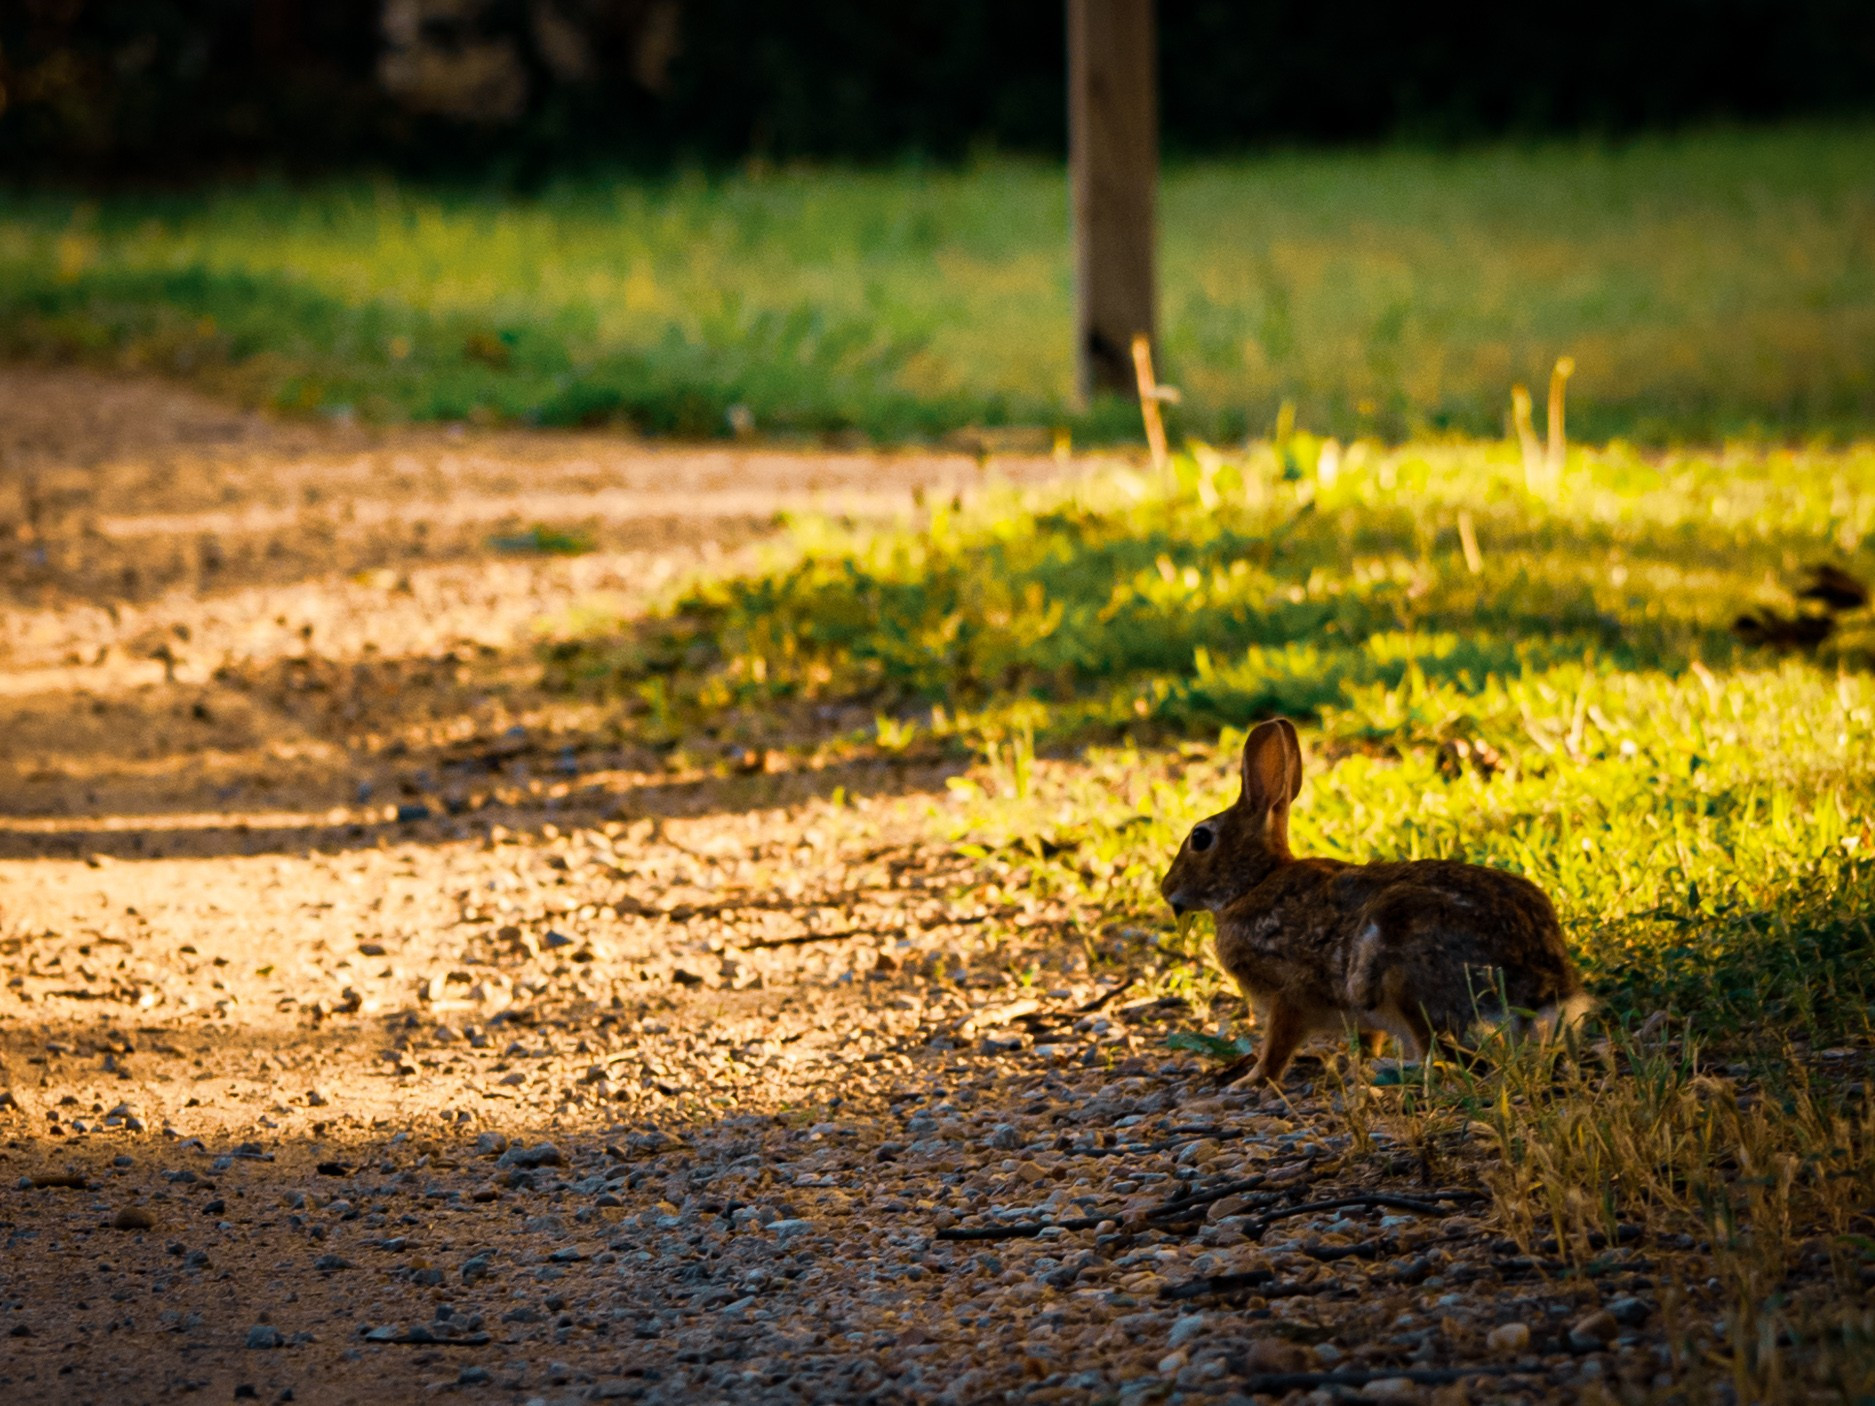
[1167,1313,1206,1348]
[498,1142,564,1169]
[1487,1321,1531,1354]
[1569,1309,1618,1351]
[1606,1294,1651,1326]
[1359,1378,1423,1404]
[111,1207,155,1231]
[245,1324,282,1350]
[1248,1339,1309,1372]
[1176,1138,1221,1165]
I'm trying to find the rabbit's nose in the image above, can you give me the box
[1168,899,1188,916]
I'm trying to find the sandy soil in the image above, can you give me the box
[0,370,1670,1405]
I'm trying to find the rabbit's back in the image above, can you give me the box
[1336,860,1578,1028]
[1217,857,1578,1038]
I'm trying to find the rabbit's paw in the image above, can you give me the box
[1228,1062,1274,1089]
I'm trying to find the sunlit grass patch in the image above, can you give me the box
[5,123,1875,440]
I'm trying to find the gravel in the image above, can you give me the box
[0,367,1790,1403]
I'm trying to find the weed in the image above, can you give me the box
[488,524,596,555]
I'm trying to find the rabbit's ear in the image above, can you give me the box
[1240,720,1297,810]
[1274,718,1304,802]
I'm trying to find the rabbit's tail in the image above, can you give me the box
[1531,990,1596,1038]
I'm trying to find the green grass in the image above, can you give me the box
[554,433,1875,1047]
[5,122,1875,441]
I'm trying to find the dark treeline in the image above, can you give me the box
[3,0,1872,180]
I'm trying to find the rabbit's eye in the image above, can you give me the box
[1189,825,1214,852]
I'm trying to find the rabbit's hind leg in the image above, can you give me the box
[1345,928,1436,1062]
[1361,999,1434,1063]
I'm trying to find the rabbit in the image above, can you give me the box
[1160,718,1588,1085]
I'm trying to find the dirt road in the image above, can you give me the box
[0,369,1655,1404]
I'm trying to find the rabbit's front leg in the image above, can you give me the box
[1238,995,1309,1085]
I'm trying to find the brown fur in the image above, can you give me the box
[1160,718,1586,1085]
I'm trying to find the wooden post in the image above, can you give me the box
[1069,0,1158,401]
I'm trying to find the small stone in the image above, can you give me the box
[111,1207,155,1231]
[671,967,705,987]
[1177,1138,1221,1166]
[474,1132,509,1156]
[497,1142,563,1169]
[1359,1378,1424,1405]
[1155,1351,1186,1377]
[245,1324,282,1350]
[1167,1313,1206,1348]
[313,1254,352,1272]
[1606,1295,1650,1327]
[541,930,576,950]
[1249,1339,1309,1372]
[458,1366,493,1386]
[1568,1309,1618,1351]
[394,803,431,824]
[985,1124,1021,1150]
[1487,1321,1531,1354]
